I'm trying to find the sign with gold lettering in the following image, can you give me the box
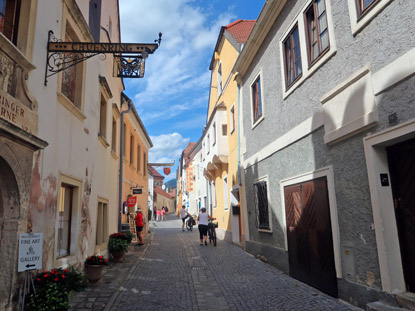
[0,90,37,134]
[48,42,159,54]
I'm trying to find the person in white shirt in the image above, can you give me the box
[197,208,216,246]
[180,205,191,231]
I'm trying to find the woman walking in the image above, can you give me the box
[197,208,216,246]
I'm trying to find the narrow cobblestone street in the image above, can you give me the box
[70,214,362,311]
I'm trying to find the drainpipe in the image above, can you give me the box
[118,95,132,232]
[237,81,241,185]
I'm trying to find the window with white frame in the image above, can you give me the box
[217,62,223,97]
[223,176,229,211]
[213,123,216,145]
[347,0,391,35]
[96,200,108,247]
[280,0,336,97]
[251,75,263,124]
[230,104,235,134]
[304,0,329,65]
[254,179,271,230]
[207,134,210,154]
[283,25,302,88]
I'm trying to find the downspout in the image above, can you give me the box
[237,81,241,185]
[118,96,132,232]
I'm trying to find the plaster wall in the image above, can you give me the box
[27,0,123,270]
[239,0,415,306]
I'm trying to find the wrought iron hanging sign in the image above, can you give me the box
[44,30,162,85]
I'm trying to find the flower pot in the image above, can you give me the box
[85,264,104,283]
[110,251,125,262]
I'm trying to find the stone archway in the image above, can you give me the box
[0,156,21,309]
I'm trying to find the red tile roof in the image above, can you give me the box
[225,19,256,44]
[148,166,164,178]
[154,186,174,199]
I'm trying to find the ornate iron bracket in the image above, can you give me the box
[44,31,162,85]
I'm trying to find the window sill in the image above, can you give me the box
[258,228,273,233]
[348,0,392,36]
[251,115,264,130]
[111,150,118,160]
[57,92,86,122]
[98,134,110,148]
[54,255,77,268]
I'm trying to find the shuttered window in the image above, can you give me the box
[89,0,102,42]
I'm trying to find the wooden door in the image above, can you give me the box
[284,177,337,297]
[387,138,415,293]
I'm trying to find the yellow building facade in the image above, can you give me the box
[204,20,255,245]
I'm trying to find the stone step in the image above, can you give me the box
[396,293,415,311]
[367,301,409,311]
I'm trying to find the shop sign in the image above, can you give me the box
[127,196,137,207]
[18,233,43,272]
[0,90,36,134]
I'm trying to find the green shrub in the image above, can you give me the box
[108,237,128,253]
[25,267,87,311]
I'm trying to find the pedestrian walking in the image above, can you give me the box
[197,208,215,246]
[180,205,191,231]
[156,208,161,221]
[135,208,144,246]
[153,206,157,221]
[161,207,166,221]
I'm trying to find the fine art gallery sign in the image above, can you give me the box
[0,89,36,134]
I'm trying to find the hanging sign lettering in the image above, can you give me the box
[18,233,43,272]
[48,42,159,54]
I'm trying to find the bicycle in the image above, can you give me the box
[186,215,196,231]
[207,219,218,246]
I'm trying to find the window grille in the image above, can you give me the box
[254,180,270,230]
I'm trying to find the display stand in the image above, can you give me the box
[129,214,137,242]
[21,270,36,311]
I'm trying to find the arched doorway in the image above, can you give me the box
[0,156,20,308]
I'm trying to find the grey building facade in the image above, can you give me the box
[235,0,415,308]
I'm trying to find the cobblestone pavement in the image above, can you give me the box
[70,214,362,311]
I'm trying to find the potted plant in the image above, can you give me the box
[84,255,108,283]
[108,233,129,262]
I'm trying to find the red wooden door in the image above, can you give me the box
[387,138,415,292]
[284,177,337,297]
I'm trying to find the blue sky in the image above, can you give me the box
[119,0,265,181]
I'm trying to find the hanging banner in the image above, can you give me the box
[163,167,171,175]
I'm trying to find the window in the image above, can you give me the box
[99,94,107,138]
[143,152,147,176]
[137,145,141,172]
[305,0,329,65]
[61,24,84,110]
[230,105,235,133]
[96,200,108,247]
[356,0,378,17]
[130,133,134,164]
[222,124,227,136]
[254,180,270,230]
[212,181,217,208]
[283,25,302,88]
[217,62,223,97]
[223,177,229,211]
[251,76,263,123]
[207,135,210,154]
[213,123,216,145]
[0,0,20,44]
[88,0,101,42]
[57,184,73,257]
[111,117,116,152]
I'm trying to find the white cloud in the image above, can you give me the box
[120,0,236,106]
[149,132,190,163]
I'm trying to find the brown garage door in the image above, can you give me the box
[284,177,337,297]
[387,138,415,293]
